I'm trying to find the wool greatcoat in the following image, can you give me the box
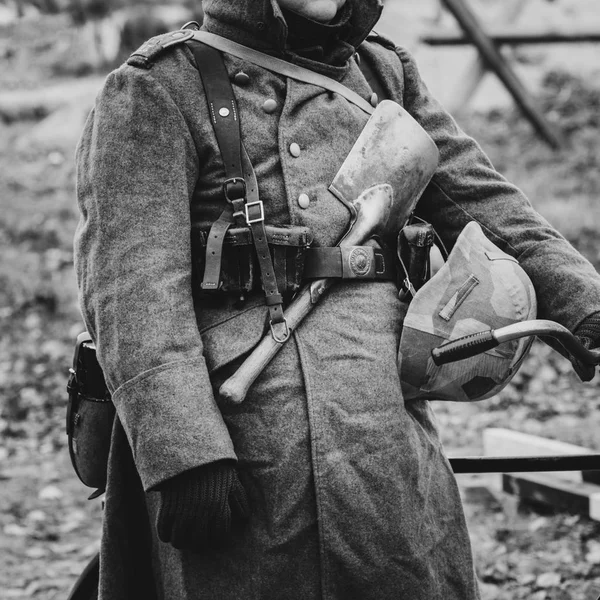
[74,0,600,598]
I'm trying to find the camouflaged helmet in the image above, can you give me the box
[398,221,537,402]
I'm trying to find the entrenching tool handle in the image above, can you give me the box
[219,183,395,404]
[219,278,331,405]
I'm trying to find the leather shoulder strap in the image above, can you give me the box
[189,42,245,198]
[189,41,247,290]
[189,30,375,116]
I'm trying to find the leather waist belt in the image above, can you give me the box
[304,246,396,280]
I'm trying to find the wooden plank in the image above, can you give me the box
[502,472,600,520]
[422,26,600,46]
[483,428,595,482]
[439,0,563,149]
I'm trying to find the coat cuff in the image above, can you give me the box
[111,357,236,491]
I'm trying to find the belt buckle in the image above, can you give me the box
[223,177,246,202]
[245,200,265,225]
[343,246,376,279]
[270,317,290,343]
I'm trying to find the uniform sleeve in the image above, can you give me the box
[74,66,237,491]
[396,46,600,331]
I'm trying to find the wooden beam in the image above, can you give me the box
[503,472,600,520]
[483,428,597,483]
[423,27,600,46]
[439,0,563,149]
[443,0,525,116]
[451,429,600,519]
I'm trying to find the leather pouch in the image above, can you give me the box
[397,221,435,301]
[265,225,313,295]
[195,224,313,295]
[66,333,114,496]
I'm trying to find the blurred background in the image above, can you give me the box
[1,0,600,598]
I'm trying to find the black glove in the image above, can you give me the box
[155,461,250,552]
[572,312,600,382]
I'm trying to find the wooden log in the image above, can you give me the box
[422,26,600,46]
[444,0,525,115]
[439,0,563,149]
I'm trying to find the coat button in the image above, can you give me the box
[289,143,301,157]
[297,193,310,209]
[234,71,250,86]
[263,99,277,113]
[370,92,379,107]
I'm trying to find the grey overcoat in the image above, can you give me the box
[74,0,600,598]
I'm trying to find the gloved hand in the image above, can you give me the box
[572,311,600,382]
[155,460,250,552]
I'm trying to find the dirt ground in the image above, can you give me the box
[2,2,600,599]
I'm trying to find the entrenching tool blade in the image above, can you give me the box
[329,99,439,240]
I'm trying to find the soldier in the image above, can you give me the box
[74,0,600,598]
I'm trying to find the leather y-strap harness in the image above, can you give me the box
[186,26,407,340]
[190,41,289,342]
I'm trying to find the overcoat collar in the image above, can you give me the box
[201,0,384,78]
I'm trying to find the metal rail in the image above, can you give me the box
[449,454,600,474]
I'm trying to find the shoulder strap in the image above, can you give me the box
[189,41,288,338]
[191,43,245,198]
[127,29,196,69]
[189,31,375,116]
[190,42,246,291]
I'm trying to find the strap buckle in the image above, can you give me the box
[398,277,417,302]
[270,318,290,343]
[181,21,201,31]
[245,200,265,225]
[223,177,246,202]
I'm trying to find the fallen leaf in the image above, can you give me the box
[518,573,537,586]
[529,517,549,532]
[38,485,63,500]
[2,590,28,598]
[4,523,28,537]
[25,509,47,524]
[25,546,48,559]
[81,539,101,557]
[586,540,600,564]
[536,572,561,588]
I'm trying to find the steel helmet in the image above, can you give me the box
[398,221,537,402]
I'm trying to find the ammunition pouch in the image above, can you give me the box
[396,215,448,303]
[397,220,439,301]
[66,333,114,497]
[194,224,313,296]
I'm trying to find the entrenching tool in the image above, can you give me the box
[219,100,440,405]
